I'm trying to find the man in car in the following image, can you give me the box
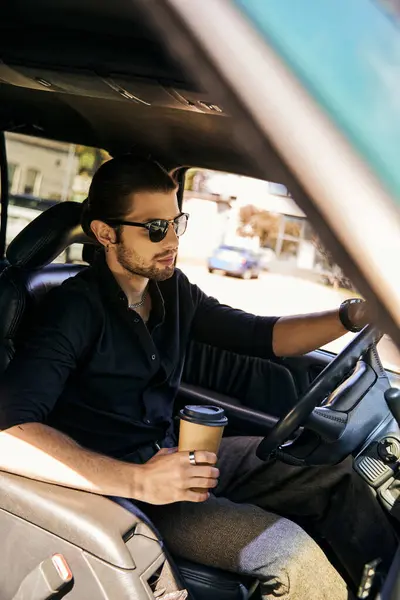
[0,156,396,600]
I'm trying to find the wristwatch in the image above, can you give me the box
[339,298,365,333]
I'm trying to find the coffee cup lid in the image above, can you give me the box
[179,405,228,427]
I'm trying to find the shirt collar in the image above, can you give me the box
[92,249,165,322]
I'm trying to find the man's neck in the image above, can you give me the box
[106,255,149,304]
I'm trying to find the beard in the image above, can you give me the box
[115,242,175,281]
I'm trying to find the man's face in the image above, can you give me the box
[114,190,181,281]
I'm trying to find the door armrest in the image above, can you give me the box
[0,470,144,568]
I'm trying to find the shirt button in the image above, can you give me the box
[134,318,139,323]
[151,354,156,360]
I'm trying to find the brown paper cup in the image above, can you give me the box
[178,405,228,492]
[178,419,225,454]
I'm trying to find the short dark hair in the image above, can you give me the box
[81,155,177,237]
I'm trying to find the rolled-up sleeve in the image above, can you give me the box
[0,287,96,430]
[189,281,279,359]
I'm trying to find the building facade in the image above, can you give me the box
[5,132,77,200]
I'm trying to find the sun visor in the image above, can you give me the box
[0,62,226,115]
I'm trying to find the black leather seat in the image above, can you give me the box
[0,201,258,600]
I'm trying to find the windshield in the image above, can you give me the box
[182,168,400,373]
[234,0,400,203]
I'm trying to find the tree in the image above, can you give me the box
[237,205,300,254]
[184,169,197,191]
[74,146,110,176]
[184,169,209,192]
[312,235,356,291]
[238,204,355,290]
[69,146,111,203]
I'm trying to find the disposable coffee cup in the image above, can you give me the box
[178,405,228,493]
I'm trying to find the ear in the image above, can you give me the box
[90,220,117,248]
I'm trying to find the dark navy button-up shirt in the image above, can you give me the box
[0,253,278,458]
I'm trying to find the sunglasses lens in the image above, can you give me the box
[148,220,168,242]
[147,215,188,242]
[175,214,188,236]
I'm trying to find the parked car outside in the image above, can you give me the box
[208,244,261,279]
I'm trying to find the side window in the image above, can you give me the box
[3,133,110,263]
[180,168,400,373]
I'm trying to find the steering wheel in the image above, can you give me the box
[256,325,383,461]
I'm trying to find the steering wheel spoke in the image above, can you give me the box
[257,326,382,463]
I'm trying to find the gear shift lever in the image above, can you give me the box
[384,388,400,426]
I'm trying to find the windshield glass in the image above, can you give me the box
[181,168,400,373]
[234,0,400,203]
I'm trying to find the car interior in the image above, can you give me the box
[1,1,400,599]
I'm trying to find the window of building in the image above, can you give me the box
[7,162,21,194]
[23,168,42,196]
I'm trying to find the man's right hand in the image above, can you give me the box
[139,448,219,505]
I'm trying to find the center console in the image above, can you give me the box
[354,388,400,524]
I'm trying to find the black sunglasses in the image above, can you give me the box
[106,212,189,243]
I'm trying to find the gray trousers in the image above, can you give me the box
[143,437,397,600]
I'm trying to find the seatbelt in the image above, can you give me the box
[11,554,73,600]
[0,131,9,260]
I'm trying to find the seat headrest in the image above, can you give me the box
[6,201,96,269]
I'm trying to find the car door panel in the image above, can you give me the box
[178,344,329,437]
[177,382,278,437]
[276,351,333,395]
[179,342,399,439]
[181,340,299,422]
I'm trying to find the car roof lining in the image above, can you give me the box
[0,83,286,181]
[0,0,290,183]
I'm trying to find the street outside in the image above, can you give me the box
[178,260,400,373]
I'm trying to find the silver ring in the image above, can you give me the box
[189,451,197,466]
